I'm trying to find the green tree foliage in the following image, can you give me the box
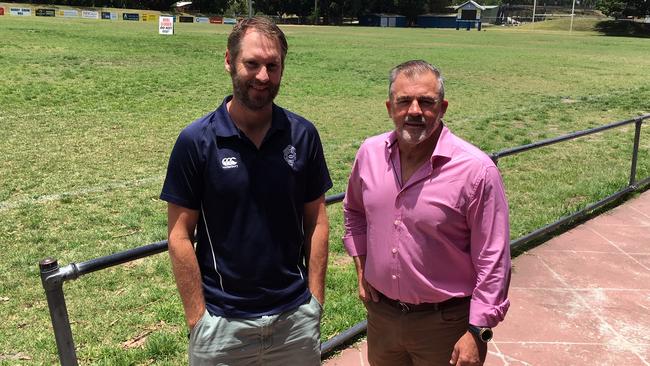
[597,0,649,17]
[597,0,627,17]
[225,0,247,16]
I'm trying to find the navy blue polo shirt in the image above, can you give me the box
[161,96,332,318]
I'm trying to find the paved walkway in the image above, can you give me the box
[324,189,650,365]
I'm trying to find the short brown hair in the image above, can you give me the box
[388,60,445,101]
[227,17,288,67]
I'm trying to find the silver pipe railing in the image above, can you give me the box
[40,114,649,364]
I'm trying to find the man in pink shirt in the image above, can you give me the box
[343,60,511,366]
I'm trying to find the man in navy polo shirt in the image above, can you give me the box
[160,17,332,365]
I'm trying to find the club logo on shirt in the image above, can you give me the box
[283,145,296,168]
[221,157,238,169]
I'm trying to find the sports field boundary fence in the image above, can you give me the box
[40,113,649,365]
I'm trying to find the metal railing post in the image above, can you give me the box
[629,118,643,187]
[39,258,79,366]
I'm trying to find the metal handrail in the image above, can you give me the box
[40,114,649,365]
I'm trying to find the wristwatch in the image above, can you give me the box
[468,324,493,342]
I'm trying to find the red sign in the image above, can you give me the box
[0,7,5,15]
[209,16,223,24]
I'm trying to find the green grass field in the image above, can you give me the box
[0,16,649,364]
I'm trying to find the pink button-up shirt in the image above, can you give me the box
[343,125,511,327]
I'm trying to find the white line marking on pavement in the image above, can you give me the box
[589,227,650,272]
[630,206,650,220]
[494,341,650,346]
[534,253,650,365]
[510,287,650,292]
[489,342,511,365]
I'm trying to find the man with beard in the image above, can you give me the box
[343,60,511,366]
[161,17,332,365]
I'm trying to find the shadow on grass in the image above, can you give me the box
[594,20,650,38]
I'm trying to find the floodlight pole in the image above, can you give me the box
[569,0,576,33]
[248,0,253,18]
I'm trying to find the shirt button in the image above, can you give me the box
[391,275,397,280]
[392,248,397,254]
[394,220,400,226]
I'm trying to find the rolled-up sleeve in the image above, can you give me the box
[342,147,368,257]
[467,166,511,328]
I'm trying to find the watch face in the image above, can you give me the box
[480,328,493,342]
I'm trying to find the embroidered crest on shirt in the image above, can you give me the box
[283,145,296,168]
[221,157,238,169]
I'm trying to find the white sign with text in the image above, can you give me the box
[159,16,174,35]
[10,7,32,16]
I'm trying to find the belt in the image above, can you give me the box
[378,293,470,314]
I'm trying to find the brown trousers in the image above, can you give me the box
[365,296,470,366]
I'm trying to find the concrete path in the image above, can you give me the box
[323,189,650,365]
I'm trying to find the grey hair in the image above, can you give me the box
[388,60,445,101]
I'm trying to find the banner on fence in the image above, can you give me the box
[60,9,78,17]
[159,15,174,35]
[209,16,223,24]
[195,16,209,23]
[82,10,99,19]
[0,7,4,16]
[142,13,158,21]
[179,15,193,23]
[10,7,31,16]
[123,12,139,21]
[223,17,236,24]
[36,8,55,17]
[101,11,117,20]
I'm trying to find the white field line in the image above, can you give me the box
[0,176,164,213]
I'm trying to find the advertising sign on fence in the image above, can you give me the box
[209,16,223,24]
[0,7,5,16]
[82,10,99,19]
[123,12,139,21]
[142,14,158,21]
[159,15,174,35]
[179,16,193,23]
[10,7,32,16]
[36,8,56,17]
[223,17,236,24]
[195,17,209,23]
[101,11,117,20]
[60,9,78,17]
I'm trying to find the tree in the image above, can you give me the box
[597,0,627,17]
[225,0,248,16]
[397,0,426,24]
[597,0,649,17]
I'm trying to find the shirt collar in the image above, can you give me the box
[212,95,289,138]
[384,122,454,162]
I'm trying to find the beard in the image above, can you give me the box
[398,115,433,145]
[231,69,280,111]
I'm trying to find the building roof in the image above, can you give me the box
[454,0,486,11]
[171,1,192,8]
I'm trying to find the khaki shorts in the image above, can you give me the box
[189,295,323,366]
